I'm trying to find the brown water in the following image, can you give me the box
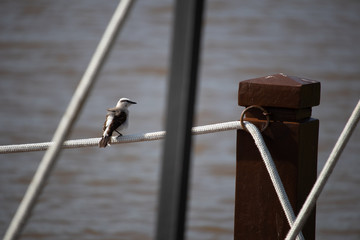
[0,0,359,239]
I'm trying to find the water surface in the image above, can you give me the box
[0,0,359,239]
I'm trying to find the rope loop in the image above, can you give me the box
[240,105,270,132]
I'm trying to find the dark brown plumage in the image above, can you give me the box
[99,110,127,148]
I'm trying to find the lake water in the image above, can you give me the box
[0,0,359,239]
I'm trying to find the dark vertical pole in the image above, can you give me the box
[155,0,205,240]
[234,74,320,239]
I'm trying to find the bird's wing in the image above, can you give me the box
[106,111,127,135]
[102,111,115,131]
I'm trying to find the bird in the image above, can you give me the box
[99,98,137,148]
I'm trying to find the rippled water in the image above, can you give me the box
[0,0,359,239]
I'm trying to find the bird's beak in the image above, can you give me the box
[130,101,137,104]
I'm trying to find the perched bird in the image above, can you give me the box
[99,98,137,148]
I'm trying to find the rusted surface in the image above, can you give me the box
[235,74,320,240]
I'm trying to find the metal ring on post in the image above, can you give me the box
[240,105,271,132]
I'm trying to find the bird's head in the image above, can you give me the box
[116,98,137,108]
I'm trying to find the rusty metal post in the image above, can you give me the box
[234,74,320,239]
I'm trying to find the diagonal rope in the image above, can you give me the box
[285,99,360,240]
[0,121,243,154]
[243,122,304,240]
[2,1,136,240]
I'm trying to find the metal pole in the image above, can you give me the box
[155,0,205,239]
[3,1,135,239]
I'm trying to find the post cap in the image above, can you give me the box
[238,73,320,109]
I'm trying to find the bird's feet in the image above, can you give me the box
[115,130,123,139]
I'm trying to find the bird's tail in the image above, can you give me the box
[99,136,111,148]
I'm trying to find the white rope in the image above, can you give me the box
[2,1,136,240]
[243,122,305,240]
[3,99,358,240]
[3,120,305,239]
[0,121,243,154]
[0,120,313,240]
[285,99,360,240]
